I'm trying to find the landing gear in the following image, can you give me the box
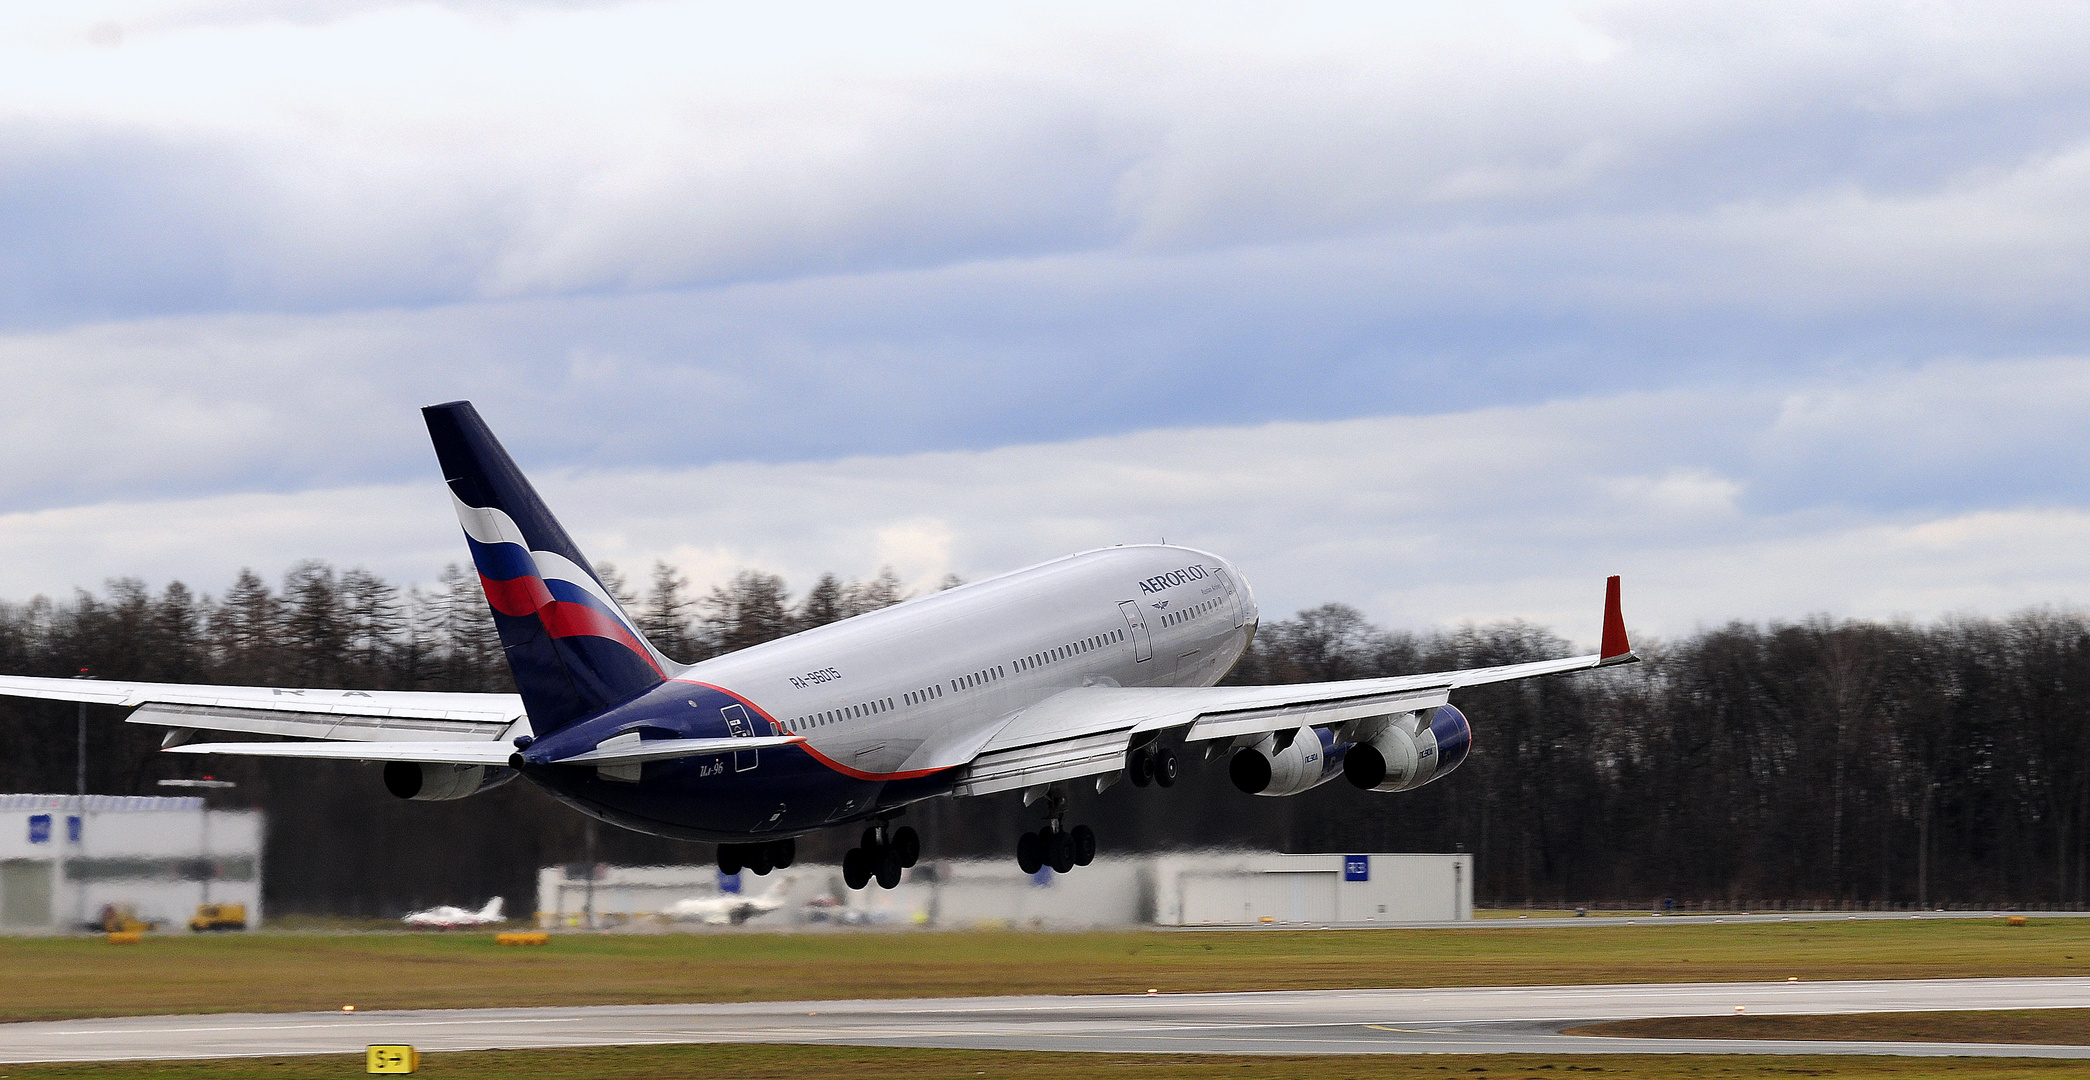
[1126,745,1179,788]
[717,837,795,876]
[1015,789,1097,876]
[842,820,917,891]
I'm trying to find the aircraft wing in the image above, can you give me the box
[949,577,1637,798]
[0,675,527,743]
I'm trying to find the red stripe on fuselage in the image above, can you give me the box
[672,679,953,782]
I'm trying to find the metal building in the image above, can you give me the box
[535,851,1470,928]
[0,795,264,934]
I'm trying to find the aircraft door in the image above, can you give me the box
[1215,569,1245,628]
[1118,601,1153,662]
[721,704,759,772]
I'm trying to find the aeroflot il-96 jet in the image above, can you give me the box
[0,402,1637,891]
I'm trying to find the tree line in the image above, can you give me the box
[0,560,2085,915]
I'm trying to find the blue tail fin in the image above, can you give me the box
[423,401,670,734]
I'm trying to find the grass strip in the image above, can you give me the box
[1572,1009,2090,1046]
[6,1046,2090,1080]
[4,919,2086,1022]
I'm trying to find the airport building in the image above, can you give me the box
[0,794,265,934]
[537,851,1470,929]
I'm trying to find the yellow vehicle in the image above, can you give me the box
[188,903,247,932]
[96,903,156,934]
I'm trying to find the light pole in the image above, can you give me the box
[72,668,91,796]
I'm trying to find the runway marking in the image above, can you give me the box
[54,1017,585,1036]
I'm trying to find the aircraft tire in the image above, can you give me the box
[1128,747,1153,787]
[771,838,795,869]
[1153,747,1179,788]
[843,848,871,890]
[1071,824,1096,866]
[1048,831,1075,874]
[892,826,921,868]
[717,844,742,875]
[875,848,904,889]
[1016,831,1044,874]
[746,847,773,875]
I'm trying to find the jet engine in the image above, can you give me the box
[1342,704,1470,791]
[383,762,517,801]
[1229,725,1346,796]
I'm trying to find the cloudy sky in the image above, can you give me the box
[4,0,2089,643]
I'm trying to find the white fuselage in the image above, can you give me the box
[681,544,1261,778]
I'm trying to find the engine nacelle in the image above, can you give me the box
[1343,704,1471,791]
[1230,725,1346,797]
[383,762,517,801]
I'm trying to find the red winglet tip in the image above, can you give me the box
[1600,575,1632,660]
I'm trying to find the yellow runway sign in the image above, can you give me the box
[366,1044,418,1073]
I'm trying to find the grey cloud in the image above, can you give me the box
[5,359,2090,640]
[6,2,2090,325]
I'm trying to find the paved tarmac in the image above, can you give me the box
[7,977,2090,1063]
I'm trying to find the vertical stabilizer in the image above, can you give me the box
[423,401,672,734]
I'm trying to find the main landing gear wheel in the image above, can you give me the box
[1048,830,1075,874]
[718,839,794,876]
[1016,831,1044,875]
[844,821,910,891]
[1152,746,1178,788]
[842,847,871,890]
[1071,824,1096,866]
[1128,746,1154,787]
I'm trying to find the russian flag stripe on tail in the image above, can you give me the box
[423,401,673,734]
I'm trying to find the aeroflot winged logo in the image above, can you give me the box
[1137,564,1208,594]
[450,493,663,676]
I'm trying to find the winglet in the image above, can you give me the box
[1598,575,1636,665]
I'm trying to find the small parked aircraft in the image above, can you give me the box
[402,896,505,929]
[662,875,797,925]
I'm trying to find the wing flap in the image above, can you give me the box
[131,703,509,743]
[1180,686,1449,742]
[163,741,521,765]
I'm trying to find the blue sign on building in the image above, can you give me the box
[1343,855,1369,882]
[66,815,82,843]
[28,814,51,844]
[717,870,742,894]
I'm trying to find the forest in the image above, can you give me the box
[1,559,2086,915]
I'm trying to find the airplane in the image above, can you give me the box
[0,401,1637,892]
[663,874,797,925]
[403,896,505,929]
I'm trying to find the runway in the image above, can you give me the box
[6,977,2090,1063]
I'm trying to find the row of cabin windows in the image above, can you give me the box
[800,626,1137,729]
[953,665,1004,692]
[1014,628,1126,672]
[786,696,895,733]
[1162,596,1225,627]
